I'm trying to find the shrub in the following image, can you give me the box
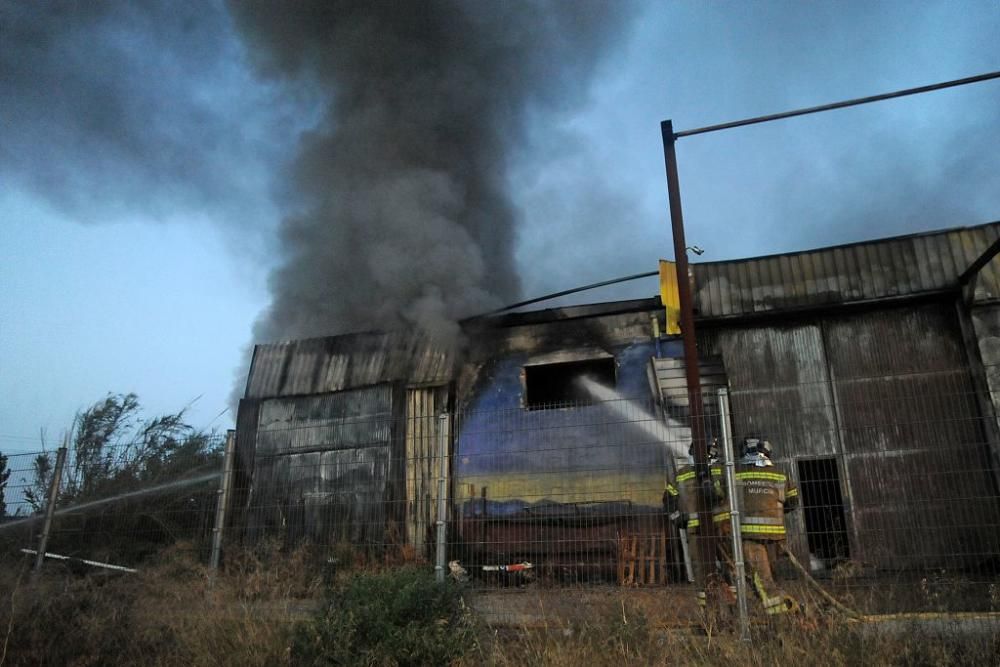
[293,566,474,666]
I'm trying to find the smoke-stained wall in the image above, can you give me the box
[454,339,667,519]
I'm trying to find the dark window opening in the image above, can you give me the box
[524,358,616,409]
[797,457,851,568]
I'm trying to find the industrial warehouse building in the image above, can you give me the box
[233,221,1000,580]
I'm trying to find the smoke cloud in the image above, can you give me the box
[0,1,295,229]
[228,0,637,344]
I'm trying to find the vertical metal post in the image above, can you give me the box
[661,119,715,584]
[435,413,449,583]
[210,430,237,572]
[34,442,68,574]
[719,388,751,641]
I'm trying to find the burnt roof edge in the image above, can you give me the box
[464,297,662,329]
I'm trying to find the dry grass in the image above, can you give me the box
[1,547,998,666]
[0,541,321,666]
[473,602,1000,667]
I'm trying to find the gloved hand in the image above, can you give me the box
[699,478,719,506]
[669,511,689,528]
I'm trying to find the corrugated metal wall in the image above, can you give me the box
[704,301,1000,569]
[824,305,1000,569]
[404,386,450,559]
[709,324,840,458]
[245,384,395,548]
[971,303,1000,434]
[705,324,844,561]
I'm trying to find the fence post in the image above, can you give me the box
[435,412,449,583]
[719,388,751,641]
[209,430,237,572]
[34,440,68,574]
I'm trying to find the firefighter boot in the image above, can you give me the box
[752,572,799,615]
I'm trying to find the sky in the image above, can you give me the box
[2,1,998,453]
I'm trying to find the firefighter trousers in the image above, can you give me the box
[688,534,707,608]
[742,540,774,585]
[742,539,797,615]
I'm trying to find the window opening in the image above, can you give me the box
[796,457,850,569]
[523,358,616,409]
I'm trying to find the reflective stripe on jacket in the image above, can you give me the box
[734,465,797,541]
[665,464,726,531]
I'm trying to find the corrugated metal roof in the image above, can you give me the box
[692,221,1000,319]
[244,223,1000,400]
[245,330,453,400]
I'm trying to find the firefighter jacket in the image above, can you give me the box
[734,462,798,541]
[664,464,727,532]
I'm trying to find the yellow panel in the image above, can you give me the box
[659,260,681,335]
[458,471,665,508]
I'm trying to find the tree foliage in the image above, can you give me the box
[21,393,225,562]
[0,451,10,517]
[22,453,52,514]
[59,392,219,505]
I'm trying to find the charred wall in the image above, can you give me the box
[454,307,671,526]
[242,384,399,549]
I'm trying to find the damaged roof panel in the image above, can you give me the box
[246,331,453,400]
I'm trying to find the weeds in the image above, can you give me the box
[292,566,474,666]
[0,542,310,666]
[1,547,999,666]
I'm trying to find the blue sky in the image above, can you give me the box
[2,1,998,452]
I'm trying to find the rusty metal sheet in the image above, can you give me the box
[713,324,839,460]
[824,303,1000,569]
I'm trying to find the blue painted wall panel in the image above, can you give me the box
[456,340,681,516]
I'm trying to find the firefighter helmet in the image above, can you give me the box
[742,435,773,458]
[687,439,721,464]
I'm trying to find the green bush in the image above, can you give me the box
[293,566,474,666]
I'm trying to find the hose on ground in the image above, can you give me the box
[777,544,862,619]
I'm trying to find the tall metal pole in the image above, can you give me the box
[209,430,237,572]
[34,441,68,574]
[661,119,716,587]
[435,413,449,583]
[719,389,751,641]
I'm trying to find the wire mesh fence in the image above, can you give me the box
[0,433,225,571]
[0,449,58,559]
[4,365,1000,629]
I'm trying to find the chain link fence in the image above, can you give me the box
[0,434,225,572]
[4,367,1000,630]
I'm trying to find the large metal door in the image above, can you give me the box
[824,303,1000,568]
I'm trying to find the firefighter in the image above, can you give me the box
[735,435,799,615]
[664,439,726,609]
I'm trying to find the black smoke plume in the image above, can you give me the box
[228,0,636,344]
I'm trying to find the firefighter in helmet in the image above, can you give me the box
[664,439,727,609]
[735,435,799,615]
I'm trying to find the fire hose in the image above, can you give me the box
[777,544,862,619]
[717,544,861,618]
